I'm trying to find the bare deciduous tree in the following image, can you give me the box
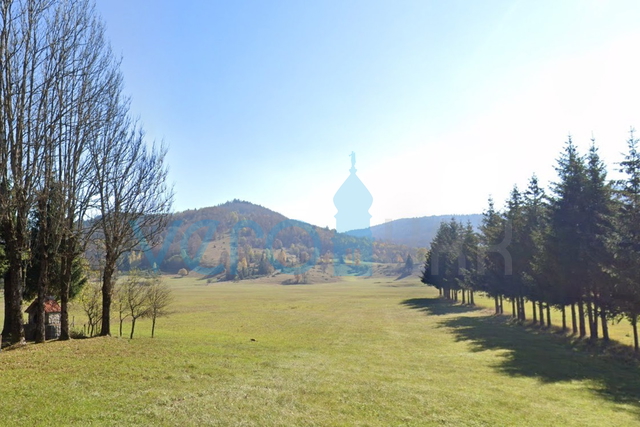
[0,0,171,344]
[90,112,173,336]
[0,0,127,345]
[78,280,102,337]
[51,1,121,341]
[122,273,150,340]
[1,0,52,345]
[146,277,172,338]
[113,280,129,338]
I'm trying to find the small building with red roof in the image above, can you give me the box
[24,297,62,340]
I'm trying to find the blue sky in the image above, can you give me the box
[96,0,640,228]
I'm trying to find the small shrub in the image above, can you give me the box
[69,328,87,339]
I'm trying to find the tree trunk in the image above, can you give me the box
[499,295,504,314]
[59,253,72,341]
[494,296,499,314]
[539,301,544,326]
[600,308,609,342]
[592,302,599,340]
[561,306,566,332]
[511,298,516,318]
[33,293,46,343]
[2,244,26,346]
[59,235,79,341]
[571,303,577,335]
[151,316,156,338]
[34,249,50,343]
[129,317,136,339]
[119,316,124,337]
[100,259,116,336]
[532,301,537,323]
[546,304,551,328]
[587,301,597,340]
[2,277,10,344]
[578,300,586,338]
[520,297,526,321]
[470,290,475,306]
[632,315,639,354]
[461,289,466,304]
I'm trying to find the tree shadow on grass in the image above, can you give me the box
[400,297,483,316]
[442,315,640,413]
[280,279,312,285]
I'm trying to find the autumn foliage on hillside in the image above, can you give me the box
[118,200,423,276]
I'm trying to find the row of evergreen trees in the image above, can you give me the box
[422,131,640,352]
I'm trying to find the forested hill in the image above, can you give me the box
[172,199,289,234]
[127,200,419,274]
[348,214,483,248]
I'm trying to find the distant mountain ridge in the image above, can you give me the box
[348,214,483,248]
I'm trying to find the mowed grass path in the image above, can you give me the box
[1,277,640,426]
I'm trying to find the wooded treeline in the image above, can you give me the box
[0,0,172,346]
[422,133,640,352]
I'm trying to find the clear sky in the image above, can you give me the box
[96,0,640,228]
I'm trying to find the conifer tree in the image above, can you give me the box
[582,141,616,341]
[504,186,528,320]
[521,175,550,327]
[615,128,640,351]
[548,137,588,336]
[421,220,462,300]
[479,198,509,314]
[459,221,479,305]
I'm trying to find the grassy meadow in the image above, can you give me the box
[1,275,640,426]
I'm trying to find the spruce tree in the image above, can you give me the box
[582,141,616,341]
[479,198,509,314]
[615,128,640,351]
[504,186,528,320]
[548,137,588,336]
[522,175,549,326]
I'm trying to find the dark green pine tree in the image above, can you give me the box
[458,221,479,306]
[404,254,414,275]
[521,175,551,327]
[582,141,616,341]
[548,136,589,337]
[615,128,640,352]
[421,235,443,297]
[479,198,509,314]
[421,219,462,300]
[504,186,528,321]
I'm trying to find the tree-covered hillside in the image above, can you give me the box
[124,200,421,277]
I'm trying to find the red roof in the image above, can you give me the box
[25,298,61,314]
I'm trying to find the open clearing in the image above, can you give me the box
[1,276,640,426]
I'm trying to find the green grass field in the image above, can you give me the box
[1,276,640,426]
